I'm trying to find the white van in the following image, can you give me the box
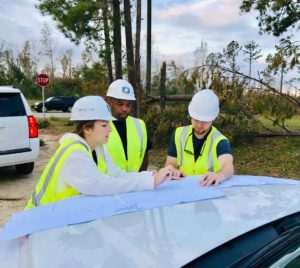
[0,86,39,174]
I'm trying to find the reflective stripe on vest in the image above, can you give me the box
[25,138,104,210]
[97,145,107,174]
[32,140,89,207]
[108,116,147,171]
[175,126,227,175]
[178,126,189,168]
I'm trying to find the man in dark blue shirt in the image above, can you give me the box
[165,89,234,186]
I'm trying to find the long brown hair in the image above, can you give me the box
[74,121,96,138]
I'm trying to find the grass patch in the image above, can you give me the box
[37,117,74,133]
[259,115,300,132]
[233,136,300,179]
[149,136,300,179]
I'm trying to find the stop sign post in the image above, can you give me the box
[36,74,50,118]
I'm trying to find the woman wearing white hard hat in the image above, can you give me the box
[165,89,234,186]
[25,96,181,209]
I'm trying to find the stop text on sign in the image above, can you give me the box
[36,74,50,87]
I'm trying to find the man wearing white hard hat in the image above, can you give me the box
[105,79,151,171]
[165,89,234,186]
[25,96,181,209]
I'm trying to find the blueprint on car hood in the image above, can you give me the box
[0,175,299,240]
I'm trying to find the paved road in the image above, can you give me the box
[33,111,70,118]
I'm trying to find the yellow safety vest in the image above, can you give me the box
[108,116,147,171]
[175,125,227,175]
[25,138,106,210]
[96,145,107,174]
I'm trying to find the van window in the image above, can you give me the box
[0,93,26,117]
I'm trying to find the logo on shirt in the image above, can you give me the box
[122,86,130,94]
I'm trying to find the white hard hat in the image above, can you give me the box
[106,79,136,100]
[70,96,116,121]
[188,89,220,121]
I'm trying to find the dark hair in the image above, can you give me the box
[74,120,96,138]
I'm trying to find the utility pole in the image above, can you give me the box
[146,0,152,94]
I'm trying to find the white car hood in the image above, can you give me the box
[1,184,300,268]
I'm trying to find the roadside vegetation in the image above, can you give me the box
[1,0,299,179]
[37,115,300,179]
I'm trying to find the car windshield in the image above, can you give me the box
[270,242,300,268]
[46,97,54,101]
[185,212,300,268]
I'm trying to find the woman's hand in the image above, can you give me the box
[154,165,183,188]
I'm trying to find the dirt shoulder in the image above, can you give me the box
[0,129,157,228]
[0,130,61,227]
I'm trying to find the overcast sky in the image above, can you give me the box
[0,0,290,75]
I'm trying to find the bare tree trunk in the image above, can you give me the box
[135,0,142,99]
[123,0,135,85]
[248,56,252,88]
[232,57,236,81]
[124,0,139,116]
[146,0,152,94]
[160,61,166,111]
[112,0,122,79]
[103,3,113,83]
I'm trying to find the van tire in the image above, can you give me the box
[15,162,34,174]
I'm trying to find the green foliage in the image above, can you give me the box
[143,105,190,147]
[176,73,195,94]
[38,0,105,43]
[259,115,300,132]
[214,114,258,145]
[222,40,242,75]
[37,118,50,129]
[240,0,300,36]
[18,41,37,78]
[42,77,82,98]
[243,41,262,63]
[240,1,300,69]
[208,78,259,144]
[149,66,298,146]
[250,91,297,126]
[80,62,109,96]
[0,39,109,99]
[243,41,262,77]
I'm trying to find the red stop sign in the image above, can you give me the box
[37,74,50,87]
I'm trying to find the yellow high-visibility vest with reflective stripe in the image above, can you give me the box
[107,116,147,171]
[96,145,107,174]
[25,138,106,210]
[175,125,227,175]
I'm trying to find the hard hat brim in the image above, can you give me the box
[188,109,218,122]
[106,93,136,101]
[70,115,116,121]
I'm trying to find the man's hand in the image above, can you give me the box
[200,172,226,186]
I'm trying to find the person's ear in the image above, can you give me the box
[105,96,112,106]
[83,126,92,137]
